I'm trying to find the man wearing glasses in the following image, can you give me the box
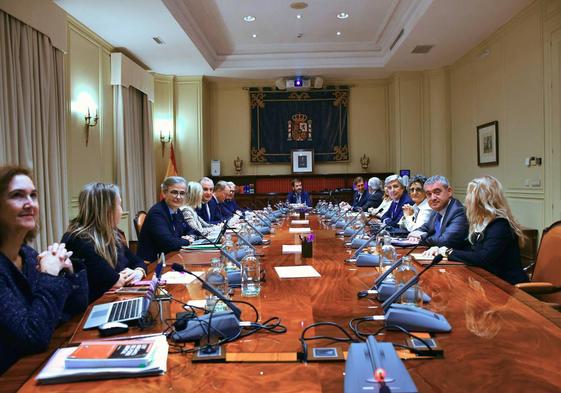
[137,176,193,262]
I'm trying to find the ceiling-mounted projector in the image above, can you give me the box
[275,76,323,90]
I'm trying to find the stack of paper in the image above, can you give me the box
[282,245,302,254]
[288,227,312,234]
[275,265,321,279]
[161,270,203,285]
[291,219,309,225]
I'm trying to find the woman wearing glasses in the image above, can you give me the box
[399,175,432,232]
[137,176,194,262]
[0,166,88,373]
[62,183,147,302]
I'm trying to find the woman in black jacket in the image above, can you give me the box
[62,183,146,302]
[442,176,528,285]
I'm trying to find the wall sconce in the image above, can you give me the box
[160,129,171,157]
[360,154,370,171]
[234,156,243,174]
[84,108,98,146]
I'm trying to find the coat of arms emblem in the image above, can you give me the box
[288,113,312,141]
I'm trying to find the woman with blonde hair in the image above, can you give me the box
[181,181,221,237]
[443,176,528,284]
[62,183,146,302]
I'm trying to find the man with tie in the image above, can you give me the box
[409,175,468,249]
[137,176,193,262]
[214,181,233,220]
[286,178,312,206]
[196,177,222,224]
[351,176,369,211]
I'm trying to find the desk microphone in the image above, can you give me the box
[336,208,363,235]
[346,223,387,263]
[348,207,383,242]
[170,263,241,342]
[378,254,451,332]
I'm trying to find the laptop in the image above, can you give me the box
[190,222,227,246]
[83,254,165,330]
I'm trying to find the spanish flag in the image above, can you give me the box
[160,142,178,199]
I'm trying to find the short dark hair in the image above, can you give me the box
[0,165,37,246]
[409,175,428,188]
[291,178,301,187]
[353,176,364,185]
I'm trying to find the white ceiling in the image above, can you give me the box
[54,0,532,80]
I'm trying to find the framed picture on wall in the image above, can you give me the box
[477,121,499,166]
[291,149,314,173]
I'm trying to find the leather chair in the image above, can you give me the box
[133,210,147,239]
[516,220,561,307]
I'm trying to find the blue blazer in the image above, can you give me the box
[218,201,234,221]
[287,191,312,207]
[381,192,413,228]
[363,189,383,211]
[0,245,88,374]
[448,218,529,285]
[224,199,240,214]
[352,190,369,211]
[137,200,191,262]
[417,198,469,249]
[62,233,147,302]
[196,197,222,224]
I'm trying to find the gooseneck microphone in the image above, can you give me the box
[348,223,388,261]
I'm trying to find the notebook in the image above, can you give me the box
[190,223,227,246]
[82,254,164,330]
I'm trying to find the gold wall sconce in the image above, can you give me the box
[360,154,370,171]
[160,129,172,157]
[234,156,243,174]
[84,107,98,146]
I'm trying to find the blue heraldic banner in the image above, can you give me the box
[250,87,350,163]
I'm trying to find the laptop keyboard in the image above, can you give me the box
[108,298,141,322]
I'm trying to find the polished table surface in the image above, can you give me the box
[6,215,561,392]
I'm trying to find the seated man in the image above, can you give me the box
[351,176,369,211]
[364,177,384,211]
[409,175,468,249]
[286,178,312,207]
[224,181,241,213]
[214,181,233,220]
[137,176,193,262]
[196,177,222,224]
[380,175,413,228]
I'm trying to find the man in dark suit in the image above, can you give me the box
[409,175,468,249]
[351,176,369,211]
[137,176,193,262]
[286,178,312,207]
[381,175,412,228]
[224,181,241,213]
[196,177,222,224]
[214,180,233,220]
[364,177,384,210]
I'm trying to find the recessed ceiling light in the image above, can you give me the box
[336,31,341,36]
[296,14,302,19]
[337,12,349,19]
[243,15,256,22]
[252,34,257,38]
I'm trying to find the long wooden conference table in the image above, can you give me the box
[5,214,561,392]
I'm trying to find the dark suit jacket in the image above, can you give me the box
[224,199,240,214]
[287,191,312,207]
[352,190,369,211]
[62,233,147,302]
[381,192,413,228]
[218,200,234,221]
[137,200,191,262]
[196,197,222,224]
[417,198,468,249]
[0,245,88,374]
[448,218,528,285]
[363,189,383,211]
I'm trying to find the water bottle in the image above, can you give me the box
[394,256,419,306]
[222,235,238,272]
[241,250,261,297]
[206,257,229,312]
[380,243,396,272]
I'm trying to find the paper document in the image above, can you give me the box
[275,265,321,279]
[291,219,309,225]
[161,270,203,285]
[289,227,311,233]
[186,299,207,308]
[282,245,302,254]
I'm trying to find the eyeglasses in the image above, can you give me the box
[409,187,424,193]
[168,190,186,197]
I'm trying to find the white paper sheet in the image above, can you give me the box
[282,245,302,254]
[161,270,203,285]
[186,299,207,308]
[288,227,311,233]
[410,253,448,262]
[291,219,309,224]
[274,265,321,279]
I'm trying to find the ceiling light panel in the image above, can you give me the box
[337,12,349,19]
[243,15,256,22]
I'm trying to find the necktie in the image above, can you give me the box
[434,213,442,235]
[205,203,211,221]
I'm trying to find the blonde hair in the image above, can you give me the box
[464,176,525,246]
[67,183,121,267]
[185,181,203,209]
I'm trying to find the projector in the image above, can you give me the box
[275,76,323,90]
[286,78,311,89]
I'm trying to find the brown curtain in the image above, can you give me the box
[0,10,68,250]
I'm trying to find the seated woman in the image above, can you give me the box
[181,181,222,237]
[432,176,529,285]
[380,175,412,228]
[372,188,392,218]
[62,183,146,302]
[364,177,384,211]
[0,166,88,374]
[399,175,432,232]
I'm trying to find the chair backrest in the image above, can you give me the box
[532,220,561,304]
[133,210,147,238]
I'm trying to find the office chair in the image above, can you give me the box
[516,220,561,308]
[133,210,147,239]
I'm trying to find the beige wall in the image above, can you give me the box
[449,1,548,232]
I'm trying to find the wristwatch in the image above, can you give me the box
[444,248,453,257]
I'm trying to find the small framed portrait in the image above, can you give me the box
[291,149,314,173]
[477,121,499,166]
